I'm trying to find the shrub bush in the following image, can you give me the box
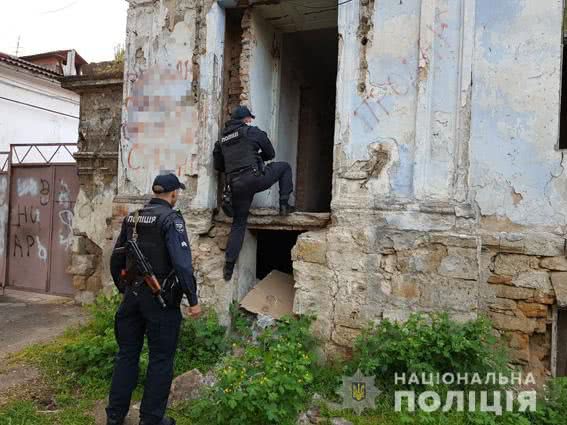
[348,313,510,390]
[175,309,229,374]
[527,377,567,425]
[184,315,317,425]
[60,293,129,383]
[60,294,227,384]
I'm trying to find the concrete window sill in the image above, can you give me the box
[214,209,331,231]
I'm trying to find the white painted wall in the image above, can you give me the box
[470,0,565,228]
[0,64,80,151]
[249,10,281,208]
[121,0,567,233]
[333,0,566,232]
[334,0,421,208]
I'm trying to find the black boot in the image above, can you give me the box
[224,261,235,281]
[107,416,125,425]
[279,200,296,216]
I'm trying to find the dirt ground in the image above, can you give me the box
[0,289,85,360]
[0,289,86,402]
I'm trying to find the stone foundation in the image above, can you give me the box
[290,222,566,384]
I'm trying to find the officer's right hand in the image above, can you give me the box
[187,304,202,319]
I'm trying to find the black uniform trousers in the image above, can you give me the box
[225,161,293,264]
[106,284,182,425]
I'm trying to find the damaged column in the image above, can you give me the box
[62,61,123,303]
[119,0,242,323]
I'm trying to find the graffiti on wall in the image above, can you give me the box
[123,67,197,191]
[7,166,79,294]
[12,176,47,261]
[57,180,74,251]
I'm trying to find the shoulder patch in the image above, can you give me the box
[175,222,185,233]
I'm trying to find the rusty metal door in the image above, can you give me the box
[5,145,79,295]
[0,153,9,292]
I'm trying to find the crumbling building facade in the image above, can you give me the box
[87,0,567,383]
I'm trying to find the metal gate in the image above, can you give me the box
[4,144,78,295]
[0,152,9,291]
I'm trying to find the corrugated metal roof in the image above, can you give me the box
[0,52,62,79]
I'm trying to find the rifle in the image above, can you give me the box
[114,210,166,309]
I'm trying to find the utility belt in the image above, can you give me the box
[222,164,263,218]
[226,164,258,180]
[126,271,183,307]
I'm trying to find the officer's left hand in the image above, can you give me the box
[185,304,202,319]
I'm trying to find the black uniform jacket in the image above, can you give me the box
[213,119,275,173]
[110,198,198,306]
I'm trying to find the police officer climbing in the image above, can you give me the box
[213,106,295,281]
[106,173,201,425]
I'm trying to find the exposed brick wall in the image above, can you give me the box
[239,8,253,106]
[292,226,564,384]
[485,251,559,383]
[222,10,244,121]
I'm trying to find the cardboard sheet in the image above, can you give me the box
[240,270,295,319]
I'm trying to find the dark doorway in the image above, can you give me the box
[280,28,338,212]
[255,230,301,280]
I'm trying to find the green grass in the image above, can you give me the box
[2,305,567,425]
[0,327,103,425]
[0,294,227,425]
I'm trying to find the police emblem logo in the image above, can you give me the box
[352,382,366,402]
[175,223,185,233]
[339,369,380,415]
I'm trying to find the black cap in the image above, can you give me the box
[152,173,186,193]
[231,105,255,120]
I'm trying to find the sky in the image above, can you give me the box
[0,0,129,63]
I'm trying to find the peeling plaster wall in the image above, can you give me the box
[121,0,222,220]
[116,0,567,379]
[122,1,200,194]
[470,0,565,230]
[335,0,477,209]
[334,0,420,206]
[333,0,565,228]
[61,63,124,304]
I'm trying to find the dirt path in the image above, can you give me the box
[0,290,86,360]
[0,290,87,403]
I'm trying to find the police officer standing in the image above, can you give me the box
[213,106,295,281]
[106,173,201,425]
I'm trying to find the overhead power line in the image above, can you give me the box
[0,96,79,120]
[39,0,82,16]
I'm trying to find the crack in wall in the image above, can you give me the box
[543,152,567,224]
[357,0,375,96]
[239,8,253,105]
[191,2,205,104]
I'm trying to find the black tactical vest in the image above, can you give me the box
[125,202,176,279]
[219,125,258,173]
